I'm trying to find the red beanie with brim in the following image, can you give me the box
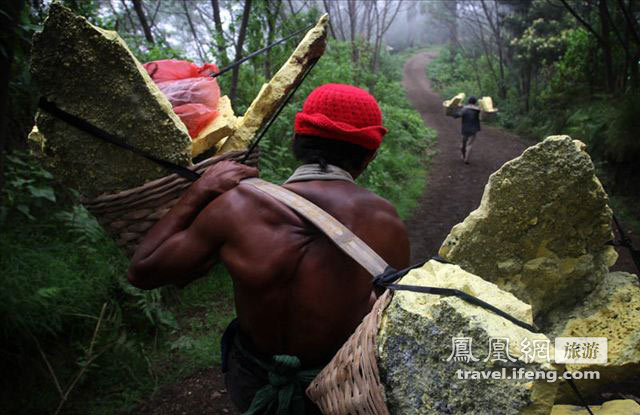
[294,84,388,150]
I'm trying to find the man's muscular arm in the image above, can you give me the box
[128,161,258,289]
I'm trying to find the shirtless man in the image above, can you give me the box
[128,84,410,414]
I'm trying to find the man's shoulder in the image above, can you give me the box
[206,179,402,231]
[352,186,399,216]
[334,184,405,233]
[286,180,397,214]
[209,180,288,215]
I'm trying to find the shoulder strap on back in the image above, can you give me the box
[241,178,389,277]
[241,179,543,334]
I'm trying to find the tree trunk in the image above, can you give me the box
[588,42,597,96]
[131,0,154,44]
[347,0,359,64]
[321,0,338,39]
[468,9,500,93]
[616,0,640,90]
[119,0,138,34]
[445,0,458,61]
[328,0,347,41]
[183,1,207,62]
[480,0,506,99]
[230,0,252,104]
[599,0,615,92]
[0,0,26,192]
[370,0,403,74]
[211,0,230,66]
[523,65,531,113]
[264,0,282,80]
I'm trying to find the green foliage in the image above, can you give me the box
[1,152,56,222]
[3,3,41,151]
[428,49,485,107]
[121,284,180,330]
[510,17,570,67]
[255,40,435,218]
[133,41,188,63]
[0,151,183,413]
[171,264,235,367]
[0,154,119,344]
[604,94,640,163]
[546,29,591,95]
[361,104,435,218]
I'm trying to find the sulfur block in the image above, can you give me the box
[377,260,560,415]
[191,95,237,157]
[550,399,640,415]
[30,3,191,198]
[443,92,465,116]
[439,136,617,325]
[219,14,328,153]
[550,272,640,403]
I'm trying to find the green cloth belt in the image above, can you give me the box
[234,338,322,415]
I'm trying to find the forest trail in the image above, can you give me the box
[403,51,532,262]
[402,50,638,274]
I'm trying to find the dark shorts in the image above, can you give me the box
[221,320,324,415]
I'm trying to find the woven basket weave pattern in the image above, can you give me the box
[306,290,393,415]
[82,150,258,257]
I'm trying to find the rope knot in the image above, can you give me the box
[268,355,301,388]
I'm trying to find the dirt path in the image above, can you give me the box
[403,51,532,261]
[402,51,639,274]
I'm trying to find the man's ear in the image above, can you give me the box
[365,149,378,165]
[357,149,378,173]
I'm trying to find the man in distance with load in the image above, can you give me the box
[128,83,410,414]
[453,96,481,164]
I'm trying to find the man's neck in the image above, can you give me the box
[284,164,355,184]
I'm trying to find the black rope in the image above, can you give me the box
[610,214,640,275]
[372,257,539,333]
[38,98,201,182]
[240,57,320,164]
[373,256,600,413]
[382,282,539,333]
[566,378,595,415]
[210,23,315,79]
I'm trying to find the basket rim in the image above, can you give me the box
[81,150,250,205]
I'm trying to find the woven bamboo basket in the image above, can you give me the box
[306,290,394,415]
[81,149,258,257]
[444,104,461,117]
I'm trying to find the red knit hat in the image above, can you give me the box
[294,84,387,150]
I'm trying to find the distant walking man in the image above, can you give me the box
[454,96,481,164]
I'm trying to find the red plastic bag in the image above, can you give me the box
[143,59,221,138]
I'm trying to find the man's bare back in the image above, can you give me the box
[129,83,411,413]
[129,161,409,365]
